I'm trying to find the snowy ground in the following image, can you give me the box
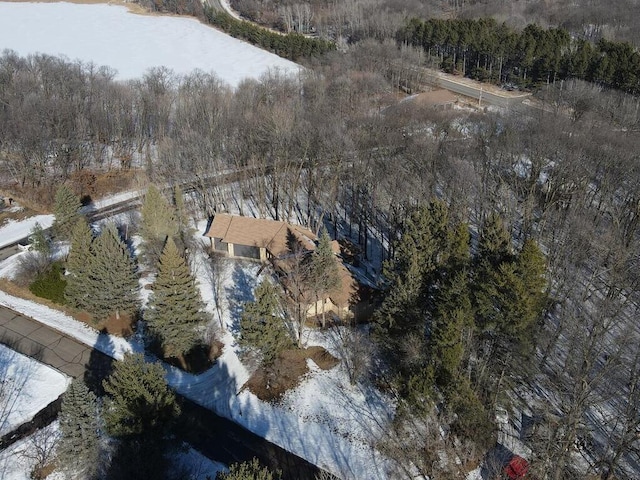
[0,205,395,479]
[0,344,69,437]
[0,212,54,249]
[0,2,301,86]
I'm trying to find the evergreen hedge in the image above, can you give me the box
[29,262,67,305]
[204,8,336,62]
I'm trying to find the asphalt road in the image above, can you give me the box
[0,244,21,262]
[0,305,325,479]
[0,307,94,378]
[436,75,529,109]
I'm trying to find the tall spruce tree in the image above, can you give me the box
[374,201,453,371]
[102,354,180,480]
[217,458,281,480]
[309,227,341,326]
[240,280,293,365]
[145,237,207,359]
[140,184,178,265]
[57,379,100,479]
[53,185,82,241]
[474,214,516,332]
[516,239,548,318]
[473,220,547,362]
[476,213,513,268]
[29,222,51,257]
[102,353,179,438]
[86,224,139,320]
[428,269,474,388]
[64,220,94,312]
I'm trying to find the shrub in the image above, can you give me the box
[29,262,67,304]
[15,252,51,287]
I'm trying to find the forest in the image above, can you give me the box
[1,0,640,477]
[1,36,639,476]
[397,18,640,93]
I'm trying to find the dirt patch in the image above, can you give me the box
[244,346,339,402]
[1,169,145,212]
[306,345,340,370]
[99,312,135,337]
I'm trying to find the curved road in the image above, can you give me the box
[0,305,326,479]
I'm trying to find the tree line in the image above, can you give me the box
[130,0,336,62]
[397,17,640,93]
[203,8,336,61]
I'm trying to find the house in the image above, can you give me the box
[204,213,317,261]
[205,213,360,319]
[300,260,359,320]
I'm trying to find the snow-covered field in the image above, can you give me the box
[0,2,301,86]
[0,205,395,479]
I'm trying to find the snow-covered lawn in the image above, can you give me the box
[0,1,301,86]
[0,344,69,437]
[0,214,54,250]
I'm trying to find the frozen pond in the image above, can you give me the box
[0,1,300,85]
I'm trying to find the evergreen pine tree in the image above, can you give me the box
[476,213,513,268]
[64,220,95,312]
[145,237,207,359]
[374,201,453,370]
[102,354,179,480]
[240,280,293,365]
[309,227,341,326]
[516,239,548,318]
[429,269,474,387]
[29,222,51,257]
[52,185,82,241]
[57,379,100,479]
[102,353,180,438]
[87,224,139,320]
[141,184,178,241]
[448,222,471,271]
[217,458,281,480]
[474,213,516,332]
[474,237,547,356]
[140,184,178,265]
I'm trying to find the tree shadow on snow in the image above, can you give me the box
[224,262,256,336]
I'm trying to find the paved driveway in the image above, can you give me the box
[0,306,110,379]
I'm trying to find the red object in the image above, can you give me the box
[504,455,530,479]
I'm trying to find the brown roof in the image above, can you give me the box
[329,263,359,307]
[205,214,317,258]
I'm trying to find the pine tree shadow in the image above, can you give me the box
[104,435,173,480]
[84,329,116,396]
[225,262,256,336]
[480,443,513,480]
